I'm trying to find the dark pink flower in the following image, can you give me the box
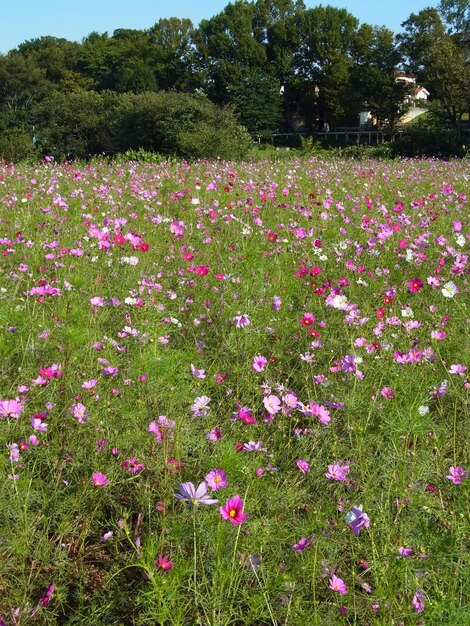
[219,495,248,525]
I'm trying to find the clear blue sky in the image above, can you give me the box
[0,0,439,54]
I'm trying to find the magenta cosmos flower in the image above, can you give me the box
[329,574,347,594]
[205,468,228,491]
[219,495,248,525]
[252,355,267,372]
[92,472,110,487]
[446,466,468,485]
[156,554,173,572]
[325,463,350,481]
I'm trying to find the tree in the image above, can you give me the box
[399,8,470,133]
[296,6,358,127]
[148,18,198,92]
[230,71,283,135]
[350,25,410,129]
[194,1,267,105]
[439,0,470,33]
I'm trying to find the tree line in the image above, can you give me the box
[0,0,468,160]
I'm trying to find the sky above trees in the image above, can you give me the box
[0,0,439,54]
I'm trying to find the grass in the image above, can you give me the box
[0,154,468,625]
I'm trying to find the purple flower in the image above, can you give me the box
[293,535,316,551]
[234,313,250,328]
[190,363,206,379]
[174,481,219,507]
[341,354,356,373]
[412,589,426,613]
[345,506,370,536]
[296,459,310,473]
[446,466,468,484]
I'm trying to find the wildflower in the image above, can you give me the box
[243,440,266,451]
[205,468,228,491]
[411,589,426,613]
[325,463,350,481]
[296,459,310,473]
[329,574,347,594]
[156,554,173,572]
[38,584,55,607]
[190,364,206,379]
[219,495,248,525]
[252,355,268,372]
[380,386,395,399]
[272,295,282,311]
[305,402,331,425]
[71,403,88,423]
[448,364,467,376]
[441,281,458,297]
[446,466,468,485]
[0,399,24,419]
[263,394,281,415]
[409,278,423,293]
[174,481,218,506]
[293,535,316,551]
[345,506,370,536]
[121,457,144,475]
[101,531,113,541]
[92,472,110,487]
[191,395,211,416]
[234,314,250,328]
[300,313,315,326]
[148,416,175,442]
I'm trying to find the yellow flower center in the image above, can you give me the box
[229,509,236,517]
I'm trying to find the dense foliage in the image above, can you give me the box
[0,0,468,161]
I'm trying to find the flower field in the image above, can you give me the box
[0,156,468,625]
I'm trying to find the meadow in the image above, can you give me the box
[0,155,468,625]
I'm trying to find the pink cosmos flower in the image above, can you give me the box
[307,402,331,425]
[252,355,268,372]
[205,468,228,491]
[296,459,310,473]
[446,466,468,484]
[300,313,315,327]
[71,403,88,423]
[234,314,250,328]
[325,463,350,481]
[448,364,467,376]
[0,399,24,419]
[219,495,248,525]
[92,472,110,487]
[263,395,281,415]
[380,387,395,399]
[156,554,173,572]
[272,295,282,311]
[329,574,347,594]
[412,589,426,613]
[409,278,423,293]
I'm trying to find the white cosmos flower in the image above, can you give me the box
[442,281,458,298]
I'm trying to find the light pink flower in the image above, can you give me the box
[0,399,24,419]
[329,574,347,594]
[263,395,281,415]
[252,355,267,372]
